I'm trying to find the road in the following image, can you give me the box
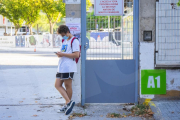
[0,50,71,120]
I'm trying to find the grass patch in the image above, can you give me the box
[107,104,154,118]
[107,113,129,118]
[131,104,154,117]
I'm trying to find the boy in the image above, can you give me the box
[55,25,80,115]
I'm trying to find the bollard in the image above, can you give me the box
[34,45,36,52]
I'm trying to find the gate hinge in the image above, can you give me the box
[155,51,158,53]
[156,0,159,2]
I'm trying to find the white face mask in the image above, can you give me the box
[63,35,68,40]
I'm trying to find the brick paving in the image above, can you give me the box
[149,100,180,120]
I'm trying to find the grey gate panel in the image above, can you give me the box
[85,60,135,103]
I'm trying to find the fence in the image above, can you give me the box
[86,0,133,60]
[156,0,180,66]
[0,34,63,48]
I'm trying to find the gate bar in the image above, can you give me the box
[81,0,86,106]
[133,0,139,104]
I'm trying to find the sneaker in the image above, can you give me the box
[57,105,67,113]
[65,100,75,115]
[57,100,73,113]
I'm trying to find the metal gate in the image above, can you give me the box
[81,0,139,105]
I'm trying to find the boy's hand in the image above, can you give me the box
[56,52,64,57]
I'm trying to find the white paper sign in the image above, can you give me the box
[65,0,80,4]
[95,0,124,16]
[66,23,81,35]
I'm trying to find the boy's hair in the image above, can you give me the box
[57,25,70,34]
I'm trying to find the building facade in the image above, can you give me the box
[0,15,29,36]
[139,0,180,101]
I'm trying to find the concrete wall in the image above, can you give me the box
[139,0,156,42]
[66,2,81,104]
[139,0,180,100]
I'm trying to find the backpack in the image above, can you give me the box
[62,37,81,63]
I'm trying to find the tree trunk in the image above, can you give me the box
[37,24,39,34]
[50,23,54,34]
[26,25,27,34]
[4,26,6,34]
[29,25,33,35]
[15,29,18,36]
[14,25,19,36]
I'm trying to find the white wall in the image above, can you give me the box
[166,70,180,91]
[140,42,180,99]
[66,18,81,104]
[140,42,155,99]
[0,36,16,47]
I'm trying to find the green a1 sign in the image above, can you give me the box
[141,70,166,94]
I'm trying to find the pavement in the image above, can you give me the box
[0,48,148,120]
[149,100,180,120]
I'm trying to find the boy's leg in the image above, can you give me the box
[64,79,73,101]
[55,78,70,104]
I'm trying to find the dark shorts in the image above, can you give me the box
[56,72,74,80]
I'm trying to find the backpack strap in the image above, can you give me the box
[70,37,77,49]
[62,39,64,43]
[71,37,78,61]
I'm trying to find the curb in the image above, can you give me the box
[149,101,164,120]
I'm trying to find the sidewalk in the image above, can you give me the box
[149,100,180,120]
[0,104,147,120]
[0,47,60,52]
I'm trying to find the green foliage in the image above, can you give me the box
[86,0,92,11]
[40,0,65,34]
[177,1,180,6]
[0,0,92,34]
[32,13,64,33]
[86,11,121,30]
[0,0,24,35]
[32,13,50,32]
[131,104,151,116]
[20,0,41,34]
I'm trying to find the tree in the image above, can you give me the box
[177,1,180,6]
[86,0,92,11]
[20,0,41,35]
[0,0,24,35]
[40,0,65,34]
[32,13,64,33]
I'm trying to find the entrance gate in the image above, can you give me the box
[81,0,139,105]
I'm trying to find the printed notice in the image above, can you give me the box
[95,0,124,16]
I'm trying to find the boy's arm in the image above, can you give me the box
[57,38,80,58]
[57,52,79,58]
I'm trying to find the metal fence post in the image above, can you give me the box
[81,0,86,106]
[133,0,139,104]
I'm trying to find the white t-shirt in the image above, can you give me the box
[57,36,80,73]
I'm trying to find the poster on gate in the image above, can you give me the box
[94,0,124,16]
[66,23,81,45]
